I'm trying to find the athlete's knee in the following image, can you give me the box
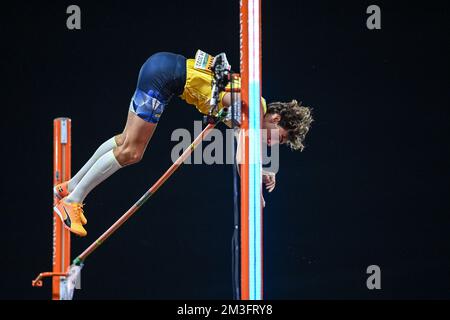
[114,144,144,166]
[129,148,144,164]
[115,134,125,147]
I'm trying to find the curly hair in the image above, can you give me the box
[266,100,313,151]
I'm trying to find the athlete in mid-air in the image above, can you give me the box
[53,50,313,237]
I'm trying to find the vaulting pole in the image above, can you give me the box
[73,122,218,265]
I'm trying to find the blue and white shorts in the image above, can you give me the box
[129,52,186,123]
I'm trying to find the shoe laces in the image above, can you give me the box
[71,202,85,219]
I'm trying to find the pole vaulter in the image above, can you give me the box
[32,54,235,299]
[32,37,313,300]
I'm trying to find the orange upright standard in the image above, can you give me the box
[240,0,263,300]
[32,118,72,300]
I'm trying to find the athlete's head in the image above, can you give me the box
[262,100,313,151]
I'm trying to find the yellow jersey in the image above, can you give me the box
[179,51,267,115]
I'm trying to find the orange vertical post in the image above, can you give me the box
[52,118,71,300]
[259,0,264,300]
[240,0,250,300]
[240,0,263,300]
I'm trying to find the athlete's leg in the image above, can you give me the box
[66,111,155,204]
[54,110,157,236]
[53,133,124,220]
[114,111,157,166]
[54,52,184,236]
[66,135,122,192]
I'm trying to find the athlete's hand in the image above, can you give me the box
[262,171,276,193]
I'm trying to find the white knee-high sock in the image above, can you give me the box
[66,150,122,203]
[68,137,117,192]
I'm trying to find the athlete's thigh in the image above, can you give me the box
[122,111,158,149]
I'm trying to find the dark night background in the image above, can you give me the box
[1,0,449,300]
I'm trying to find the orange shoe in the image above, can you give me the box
[53,182,87,225]
[53,181,70,201]
[53,198,87,237]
